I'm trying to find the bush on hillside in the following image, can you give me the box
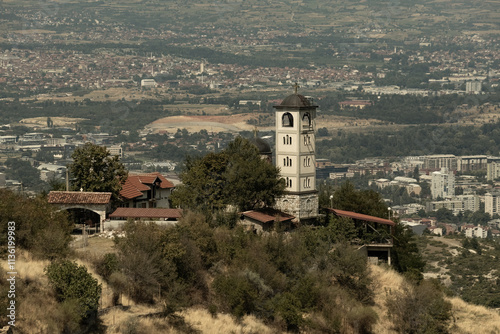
[45,261,102,327]
[0,189,72,260]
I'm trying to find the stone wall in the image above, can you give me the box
[275,192,318,221]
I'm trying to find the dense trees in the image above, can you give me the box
[324,182,425,279]
[317,120,500,163]
[4,158,44,190]
[68,143,128,204]
[172,137,285,212]
[0,189,72,260]
[106,213,380,332]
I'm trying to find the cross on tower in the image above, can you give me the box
[293,82,300,95]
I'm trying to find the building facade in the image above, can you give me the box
[485,192,500,216]
[431,167,455,199]
[273,90,318,221]
[486,157,500,181]
[427,195,479,215]
[457,155,488,172]
[423,155,457,171]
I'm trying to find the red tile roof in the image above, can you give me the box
[120,172,175,200]
[48,191,112,204]
[327,208,395,226]
[242,208,295,224]
[109,207,183,219]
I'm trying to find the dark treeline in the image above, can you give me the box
[0,99,176,134]
[317,121,500,163]
[322,93,500,124]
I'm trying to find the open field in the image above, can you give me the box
[17,116,87,128]
[146,114,262,134]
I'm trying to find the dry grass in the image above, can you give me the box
[1,250,50,284]
[1,251,60,333]
[100,306,277,334]
[180,307,277,334]
[73,235,117,257]
[369,264,406,334]
[369,264,500,334]
[101,304,169,334]
[448,297,500,334]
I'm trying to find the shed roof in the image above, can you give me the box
[242,208,294,224]
[48,191,112,205]
[327,208,395,226]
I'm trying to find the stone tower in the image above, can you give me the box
[274,86,318,222]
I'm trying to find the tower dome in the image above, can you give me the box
[278,93,316,108]
[250,137,272,155]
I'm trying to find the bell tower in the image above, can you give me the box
[274,84,318,222]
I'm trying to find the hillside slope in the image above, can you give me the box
[3,251,499,333]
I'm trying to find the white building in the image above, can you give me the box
[431,167,455,199]
[141,79,157,89]
[465,225,488,238]
[484,192,500,216]
[486,157,500,181]
[427,195,479,215]
[107,145,123,158]
[466,81,482,94]
[274,89,318,221]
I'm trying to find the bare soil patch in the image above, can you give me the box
[18,116,87,128]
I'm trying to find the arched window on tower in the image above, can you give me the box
[282,112,294,127]
[302,112,311,129]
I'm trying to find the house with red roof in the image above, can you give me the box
[119,172,175,209]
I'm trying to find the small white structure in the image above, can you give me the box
[141,79,157,89]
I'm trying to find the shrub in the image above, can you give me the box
[272,292,303,332]
[328,243,373,304]
[212,272,259,318]
[95,253,120,281]
[45,260,102,320]
[386,280,452,333]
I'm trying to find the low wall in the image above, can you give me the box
[104,219,178,231]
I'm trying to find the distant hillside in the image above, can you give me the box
[417,235,500,309]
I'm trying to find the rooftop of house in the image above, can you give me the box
[242,207,295,224]
[47,191,112,205]
[120,172,175,200]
